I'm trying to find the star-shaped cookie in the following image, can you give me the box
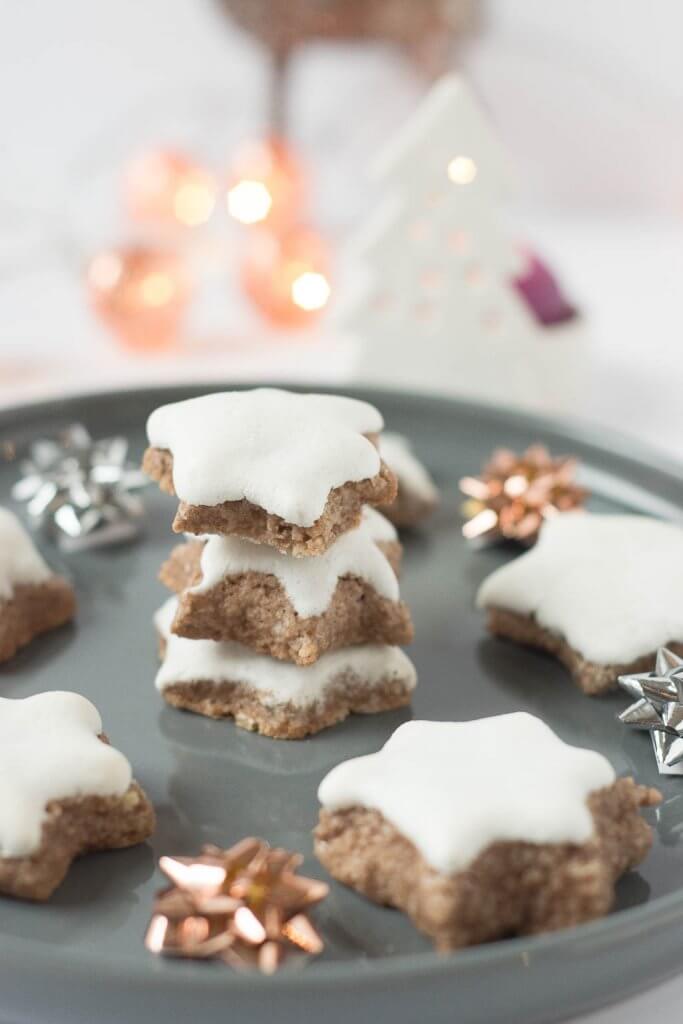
[315,714,658,949]
[143,389,397,555]
[0,691,155,899]
[0,507,75,662]
[477,512,683,694]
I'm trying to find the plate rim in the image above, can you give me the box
[0,381,682,994]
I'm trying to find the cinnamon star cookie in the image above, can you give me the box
[143,389,397,556]
[477,513,683,695]
[0,692,155,900]
[0,507,75,663]
[315,714,658,949]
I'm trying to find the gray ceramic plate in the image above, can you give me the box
[1,385,683,1024]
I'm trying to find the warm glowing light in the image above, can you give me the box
[125,150,216,228]
[447,155,477,185]
[291,270,331,312]
[173,181,216,227]
[227,138,304,228]
[140,271,174,307]
[241,226,332,327]
[227,180,273,225]
[87,245,192,352]
[88,252,123,291]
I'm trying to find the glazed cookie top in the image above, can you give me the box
[379,433,439,503]
[318,713,614,874]
[146,389,384,527]
[361,505,397,543]
[477,512,683,665]
[155,598,416,705]
[0,507,52,602]
[0,692,132,858]
[194,511,400,617]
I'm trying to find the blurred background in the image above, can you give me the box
[0,0,681,453]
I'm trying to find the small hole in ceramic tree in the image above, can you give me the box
[482,308,503,332]
[409,219,431,242]
[420,269,445,292]
[414,298,436,322]
[447,229,470,253]
[372,290,394,314]
[464,264,485,288]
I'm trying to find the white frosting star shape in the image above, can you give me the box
[147,389,384,526]
[318,713,614,874]
[477,513,683,666]
[0,692,132,858]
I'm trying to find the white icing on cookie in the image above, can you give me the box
[379,433,439,504]
[0,692,132,858]
[147,389,384,526]
[318,713,614,874]
[361,506,397,543]
[477,512,683,664]
[194,512,399,617]
[0,507,52,602]
[155,598,416,706]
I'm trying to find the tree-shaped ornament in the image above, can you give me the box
[340,75,538,387]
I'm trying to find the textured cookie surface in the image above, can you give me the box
[477,512,683,692]
[0,692,154,899]
[484,607,683,696]
[315,779,658,950]
[315,714,658,948]
[155,597,416,739]
[144,389,398,553]
[0,507,75,662]
[160,513,412,663]
[378,433,439,528]
[144,448,397,556]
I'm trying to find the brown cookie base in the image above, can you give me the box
[142,446,398,556]
[0,578,76,664]
[314,777,659,951]
[160,670,413,740]
[380,489,437,529]
[160,542,413,665]
[0,782,155,901]
[485,607,683,696]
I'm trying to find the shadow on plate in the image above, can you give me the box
[157,702,413,776]
[0,843,155,947]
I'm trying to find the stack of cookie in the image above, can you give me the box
[143,389,416,739]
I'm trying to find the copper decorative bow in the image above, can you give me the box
[145,838,329,973]
[460,444,587,545]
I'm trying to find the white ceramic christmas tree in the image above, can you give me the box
[340,74,544,390]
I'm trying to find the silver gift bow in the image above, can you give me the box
[11,424,147,552]
[618,648,683,776]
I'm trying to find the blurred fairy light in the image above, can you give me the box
[227,180,274,225]
[227,138,304,229]
[125,150,217,228]
[291,270,331,312]
[447,155,477,185]
[140,271,175,307]
[172,180,216,227]
[86,245,191,350]
[88,251,123,291]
